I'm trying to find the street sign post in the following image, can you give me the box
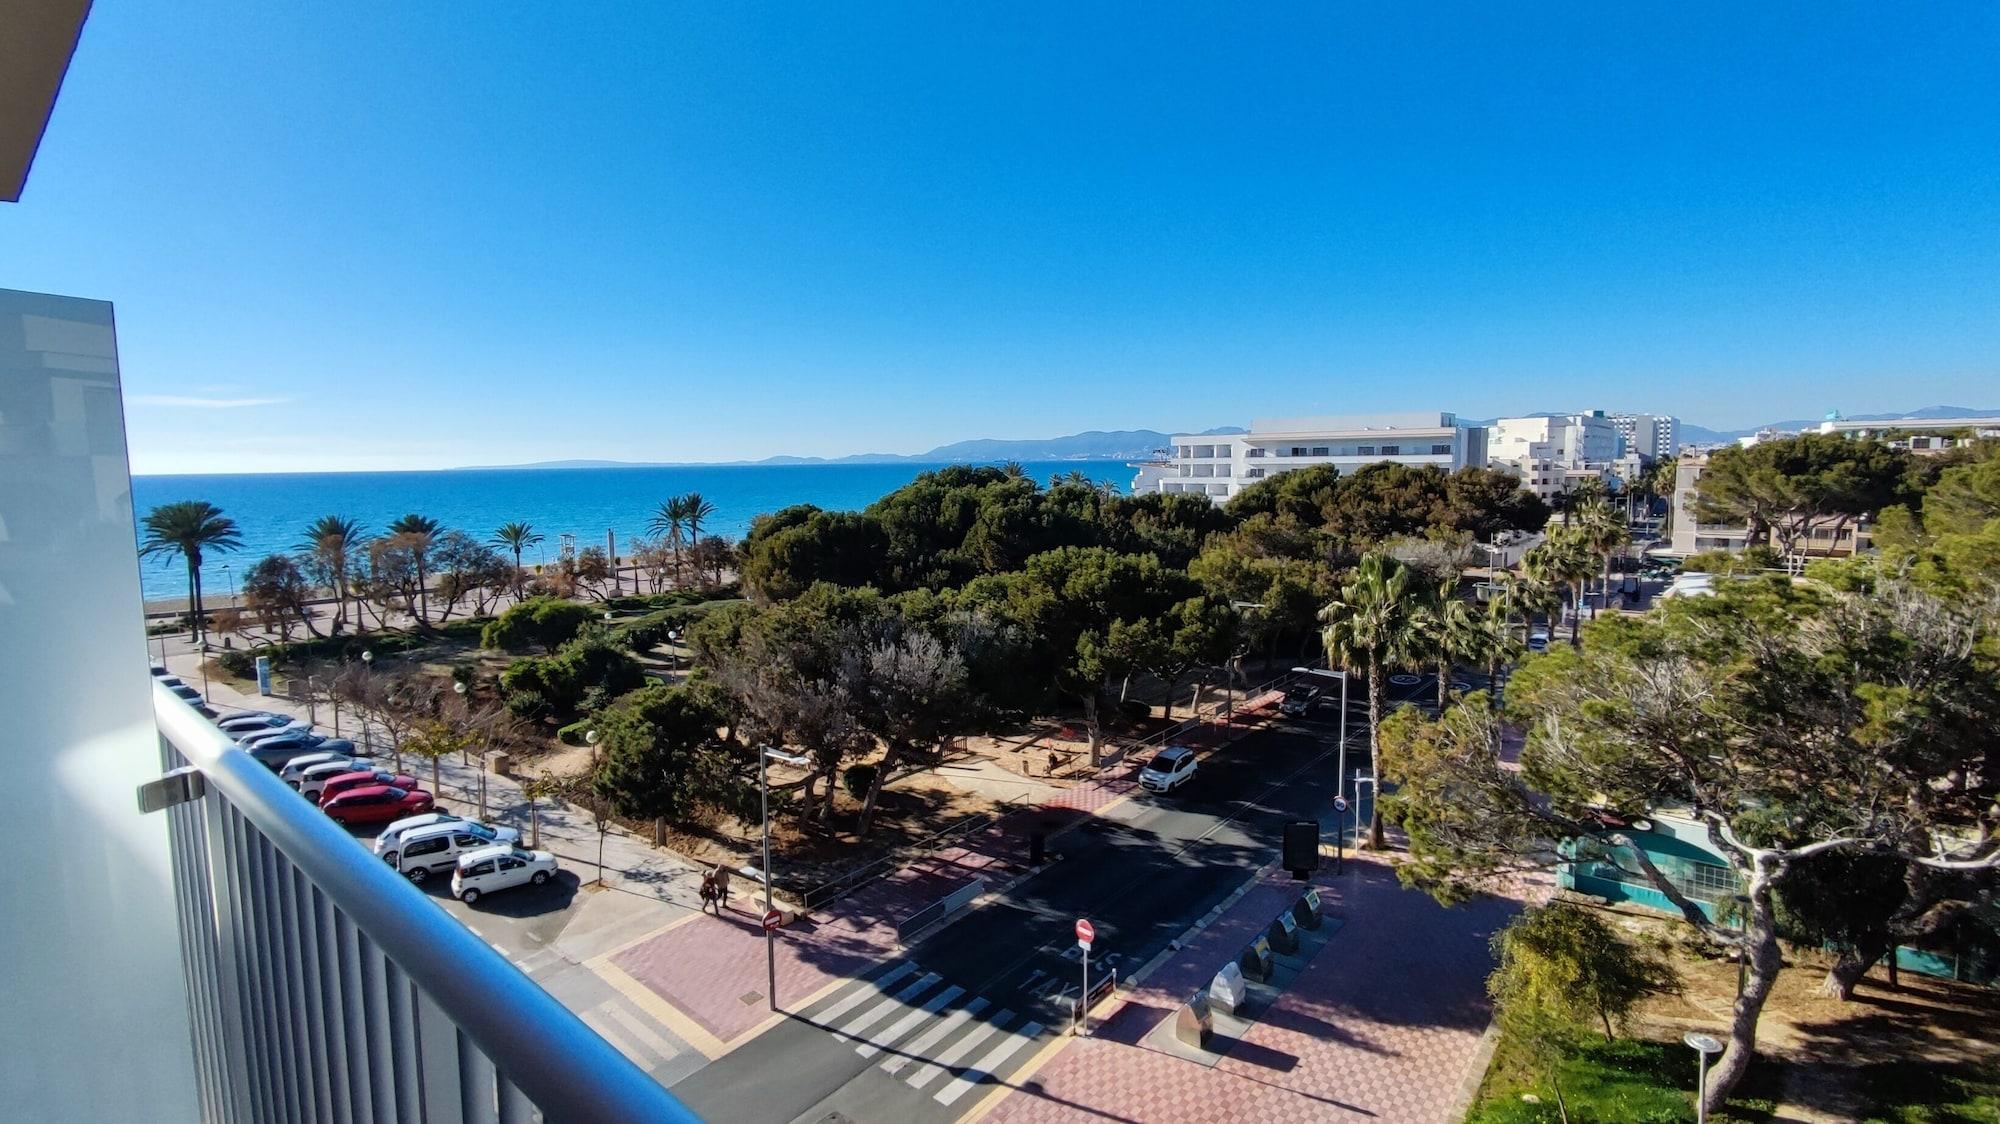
[762,908,783,933]
[1075,918,1095,1036]
[1332,796,1349,872]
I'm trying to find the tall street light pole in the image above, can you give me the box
[760,745,809,1011]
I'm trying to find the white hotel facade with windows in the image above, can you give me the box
[1138,413,1489,502]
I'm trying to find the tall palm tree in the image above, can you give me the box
[387,514,441,626]
[1524,531,1595,646]
[1318,551,1420,848]
[647,497,691,587]
[299,515,363,631]
[1573,498,1629,613]
[1422,583,1494,711]
[490,522,543,598]
[677,493,718,585]
[141,501,243,642]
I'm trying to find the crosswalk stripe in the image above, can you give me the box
[580,1009,647,1065]
[880,997,988,1077]
[599,999,676,1060]
[934,1021,1044,1106]
[905,1008,1014,1091]
[833,972,940,1041]
[856,984,964,1059]
[811,961,918,1027]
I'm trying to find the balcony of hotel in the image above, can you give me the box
[3,287,701,1122]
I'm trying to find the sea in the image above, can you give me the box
[131,461,1136,602]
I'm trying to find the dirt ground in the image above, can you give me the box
[1606,909,2000,1121]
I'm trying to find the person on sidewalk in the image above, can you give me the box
[713,863,731,911]
[699,872,719,914]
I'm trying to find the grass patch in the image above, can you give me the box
[1856,1061,2000,1124]
[1469,1032,1778,1124]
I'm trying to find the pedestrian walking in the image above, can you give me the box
[699,872,719,914]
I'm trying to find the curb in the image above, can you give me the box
[1125,859,1279,992]
[1448,1017,1505,1121]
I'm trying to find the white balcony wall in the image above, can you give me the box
[0,289,200,1121]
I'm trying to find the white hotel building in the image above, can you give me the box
[1138,413,1488,502]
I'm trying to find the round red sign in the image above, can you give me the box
[1075,918,1094,944]
[763,909,783,932]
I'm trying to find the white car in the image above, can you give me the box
[1138,745,1198,793]
[1526,629,1551,652]
[450,846,557,904]
[278,751,372,787]
[375,812,469,853]
[295,758,382,801]
[219,713,307,741]
[377,821,523,883]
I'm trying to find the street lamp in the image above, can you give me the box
[759,745,810,1011]
[1684,1031,1723,1123]
[359,651,374,758]
[223,563,236,610]
[1353,772,1377,852]
[667,629,682,674]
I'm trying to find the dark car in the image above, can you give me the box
[1280,687,1321,717]
[322,786,435,826]
[317,770,419,807]
[243,732,356,770]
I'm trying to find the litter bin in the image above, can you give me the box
[1209,961,1248,1014]
[1240,935,1274,981]
[1268,910,1300,955]
[1293,886,1323,930]
[1175,989,1213,1050]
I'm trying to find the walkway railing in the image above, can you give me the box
[153,684,698,1124]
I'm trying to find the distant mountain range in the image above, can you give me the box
[461,427,1245,471]
[462,408,1995,470]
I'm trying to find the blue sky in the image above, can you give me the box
[7,4,1998,474]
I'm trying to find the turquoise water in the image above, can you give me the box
[131,461,1133,601]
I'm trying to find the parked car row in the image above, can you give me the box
[151,666,217,719]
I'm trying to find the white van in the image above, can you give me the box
[375,820,521,882]
[450,845,558,904]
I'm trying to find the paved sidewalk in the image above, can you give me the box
[979,858,1525,1124]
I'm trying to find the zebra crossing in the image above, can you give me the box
[573,992,686,1076]
[801,959,1047,1107]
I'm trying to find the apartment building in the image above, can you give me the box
[1608,412,1680,462]
[1668,451,1872,558]
[1146,413,1487,502]
[1486,411,1625,502]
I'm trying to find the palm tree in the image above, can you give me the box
[387,514,442,626]
[1318,551,1421,849]
[647,497,691,587]
[140,501,243,642]
[1422,583,1494,711]
[490,522,543,598]
[677,493,719,585]
[299,515,363,631]
[1573,499,1629,614]
[1524,531,1595,646]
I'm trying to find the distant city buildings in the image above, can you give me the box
[1608,412,1680,461]
[1485,411,1637,503]
[1140,412,1487,502]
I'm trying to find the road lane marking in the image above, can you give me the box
[831,972,940,1041]
[600,999,677,1060]
[905,1008,1014,1091]
[811,961,918,1030]
[580,1008,647,1064]
[881,996,988,1077]
[856,984,964,1059]
[935,1021,1043,1106]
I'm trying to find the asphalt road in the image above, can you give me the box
[671,708,1374,1124]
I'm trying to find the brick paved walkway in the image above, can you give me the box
[981,858,1525,1124]
[609,691,1289,1049]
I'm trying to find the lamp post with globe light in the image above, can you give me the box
[1684,1032,1723,1123]
[759,746,810,1010]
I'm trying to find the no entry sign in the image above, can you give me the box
[763,909,783,932]
[1075,918,1094,948]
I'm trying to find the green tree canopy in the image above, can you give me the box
[482,596,597,653]
[591,684,738,823]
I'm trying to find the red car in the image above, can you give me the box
[322,785,435,826]
[316,770,418,807]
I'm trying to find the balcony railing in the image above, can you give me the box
[152,684,698,1124]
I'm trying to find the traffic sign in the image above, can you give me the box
[762,908,783,933]
[1075,918,1094,948]
[1333,796,1349,813]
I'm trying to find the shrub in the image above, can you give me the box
[498,632,646,723]
[557,719,594,746]
[1681,545,1781,574]
[842,763,878,801]
[481,598,596,653]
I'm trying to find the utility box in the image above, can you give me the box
[1241,935,1274,981]
[1209,961,1248,1014]
[1268,909,1301,955]
[1175,990,1213,1050]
